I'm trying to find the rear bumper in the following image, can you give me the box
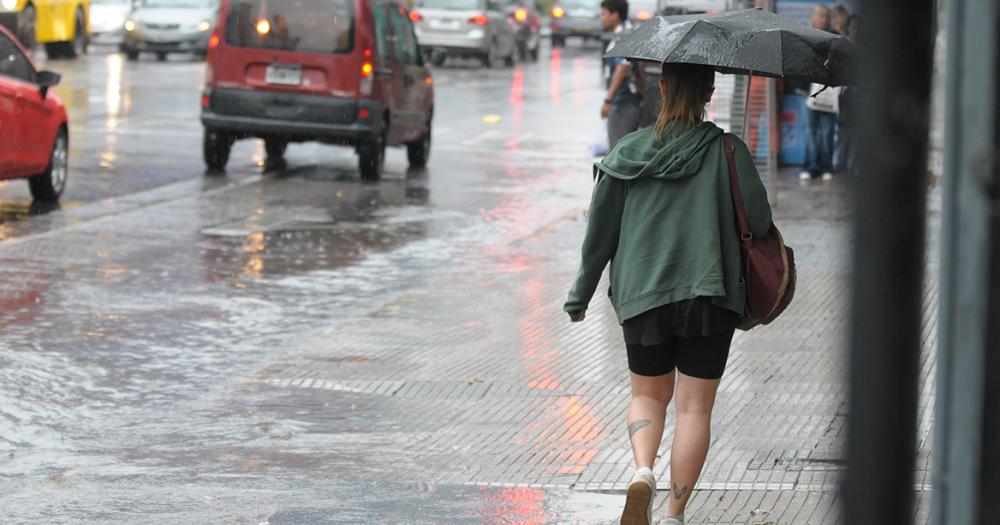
[124,31,211,53]
[550,18,602,37]
[200,88,384,144]
[414,29,488,53]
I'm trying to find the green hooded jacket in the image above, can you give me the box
[564,121,773,324]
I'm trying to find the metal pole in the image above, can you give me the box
[742,72,752,142]
[934,0,1000,523]
[763,0,778,207]
[845,0,935,524]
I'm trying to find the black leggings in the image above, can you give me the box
[625,329,735,380]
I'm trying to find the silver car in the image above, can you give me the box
[90,0,134,46]
[412,0,517,68]
[549,0,601,47]
[123,0,219,61]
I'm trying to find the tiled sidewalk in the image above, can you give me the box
[253,179,938,524]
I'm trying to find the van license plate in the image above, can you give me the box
[266,64,302,86]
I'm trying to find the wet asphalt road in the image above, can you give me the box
[0,42,623,523]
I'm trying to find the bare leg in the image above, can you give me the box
[627,371,675,469]
[667,372,722,517]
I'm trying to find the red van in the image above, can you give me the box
[201,0,434,181]
[0,25,69,202]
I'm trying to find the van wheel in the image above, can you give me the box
[358,131,386,182]
[407,121,432,168]
[552,35,565,48]
[29,129,69,202]
[264,138,288,171]
[431,52,446,67]
[204,129,233,173]
[44,42,63,59]
[156,52,168,62]
[125,48,140,61]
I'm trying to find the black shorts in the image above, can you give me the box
[625,329,735,380]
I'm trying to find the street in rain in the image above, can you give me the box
[0,0,984,523]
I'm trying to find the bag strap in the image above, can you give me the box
[723,134,753,242]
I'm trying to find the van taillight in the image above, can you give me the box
[469,14,489,25]
[201,91,211,109]
[409,11,423,22]
[206,33,221,67]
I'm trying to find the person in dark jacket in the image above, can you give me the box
[565,63,773,525]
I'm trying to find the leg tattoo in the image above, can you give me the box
[671,483,689,501]
[628,419,652,439]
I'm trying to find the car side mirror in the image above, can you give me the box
[36,70,61,99]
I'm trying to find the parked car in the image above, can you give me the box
[549,0,601,47]
[200,0,435,182]
[123,0,218,61]
[503,0,539,61]
[0,0,90,58]
[0,26,69,201]
[410,0,516,68]
[90,0,132,45]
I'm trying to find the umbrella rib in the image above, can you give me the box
[662,20,709,66]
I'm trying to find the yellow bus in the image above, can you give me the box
[0,0,91,58]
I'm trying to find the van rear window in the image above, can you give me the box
[225,0,355,54]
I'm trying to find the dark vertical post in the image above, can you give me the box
[934,0,999,522]
[984,205,1000,521]
[981,69,1000,520]
[844,1,935,525]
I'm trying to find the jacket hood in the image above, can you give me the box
[598,121,724,181]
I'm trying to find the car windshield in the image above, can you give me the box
[141,0,216,7]
[225,0,355,54]
[416,0,481,11]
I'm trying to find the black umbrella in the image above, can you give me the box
[604,8,855,86]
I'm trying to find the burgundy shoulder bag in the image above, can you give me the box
[723,134,797,330]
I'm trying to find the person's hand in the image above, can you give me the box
[569,310,586,323]
[600,101,610,119]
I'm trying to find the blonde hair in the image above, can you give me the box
[653,63,716,136]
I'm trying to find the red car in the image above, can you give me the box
[0,26,69,202]
[201,0,435,181]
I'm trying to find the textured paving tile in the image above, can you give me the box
[251,179,939,524]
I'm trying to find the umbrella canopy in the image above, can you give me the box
[603,9,856,86]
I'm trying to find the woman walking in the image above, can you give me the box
[564,63,773,525]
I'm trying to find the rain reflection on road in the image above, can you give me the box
[0,39,627,523]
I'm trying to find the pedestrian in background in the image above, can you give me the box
[565,63,773,525]
[831,4,849,35]
[801,4,836,181]
[600,0,641,149]
[835,14,861,176]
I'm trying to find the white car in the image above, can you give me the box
[90,0,133,45]
[123,0,218,61]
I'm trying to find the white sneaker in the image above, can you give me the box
[821,172,834,181]
[799,171,812,181]
[663,515,685,525]
[621,467,655,525]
